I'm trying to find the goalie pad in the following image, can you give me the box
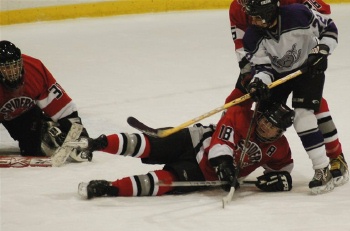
[255,171,292,192]
[50,123,83,167]
[41,121,91,164]
[68,149,92,162]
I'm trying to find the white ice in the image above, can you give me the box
[1,4,350,231]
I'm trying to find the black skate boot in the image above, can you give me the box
[87,135,108,152]
[78,180,118,199]
[308,166,334,194]
[69,135,108,152]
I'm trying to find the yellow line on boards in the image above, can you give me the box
[1,0,349,25]
[0,0,233,25]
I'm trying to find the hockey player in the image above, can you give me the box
[241,0,348,193]
[226,0,346,186]
[0,40,91,162]
[77,102,295,199]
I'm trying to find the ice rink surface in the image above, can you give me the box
[1,4,350,231]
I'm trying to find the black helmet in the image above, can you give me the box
[255,102,294,143]
[245,0,279,26]
[0,40,24,90]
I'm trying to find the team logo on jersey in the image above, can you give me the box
[269,43,301,69]
[237,139,262,167]
[0,96,34,121]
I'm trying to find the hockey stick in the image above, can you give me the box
[157,180,257,187]
[222,101,260,208]
[128,68,305,138]
[157,180,227,187]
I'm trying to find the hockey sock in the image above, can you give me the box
[111,170,177,196]
[294,108,329,169]
[102,133,151,158]
[315,98,343,158]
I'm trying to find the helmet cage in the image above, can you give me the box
[245,0,279,25]
[0,58,24,89]
[0,40,24,90]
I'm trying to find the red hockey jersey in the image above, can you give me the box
[0,54,77,122]
[198,104,293,180]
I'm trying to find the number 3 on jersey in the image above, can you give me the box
[231,26,237,40]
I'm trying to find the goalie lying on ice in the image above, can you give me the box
[77,102,296,199]
[0,40,91,163]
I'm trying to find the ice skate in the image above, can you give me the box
[78,180,118,199]
[309,166,334,194]
[330,153,349,186]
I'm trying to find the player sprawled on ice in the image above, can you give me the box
[0,40,91,164]
[239,0,348,192]
[226,0,347,189]
[77,102,295,199]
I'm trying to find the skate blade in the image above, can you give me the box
[310,179,335,195]
[333,170,349,187]
[78,182,89,199]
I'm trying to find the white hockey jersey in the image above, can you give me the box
[243,4,338,83]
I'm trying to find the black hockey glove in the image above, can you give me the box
[58,116,92,161]
[58,115,84,134]
[255,171,292,192]
[247,78,270,102]
[210,156,238,192]
[47,124,67,146]
[307,44,329,78]
[61,117,93,162]
[45,116,86,146]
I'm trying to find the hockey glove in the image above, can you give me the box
[307,44,329,78]
[255,171,292,192]
[247,78,270,102]
[210,156,238,191]
[45,116,86,147]
[43,115,93,161]
[47,125,67,146]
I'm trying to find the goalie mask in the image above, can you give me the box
[255,102,294,143]
[0,40,24,90]
[245,0,279,28]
